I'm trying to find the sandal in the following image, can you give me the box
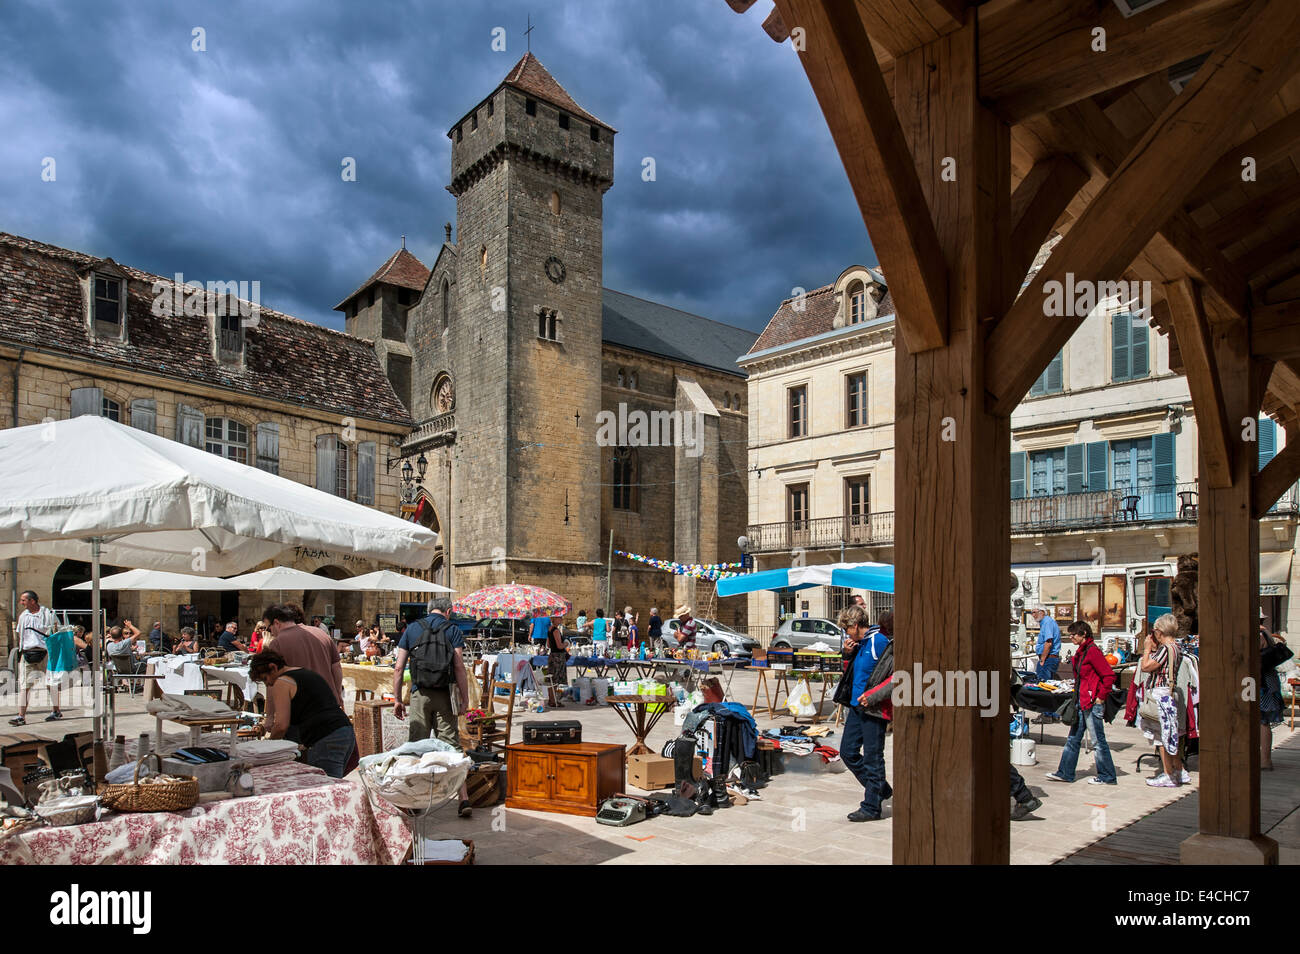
[458,799,473,818]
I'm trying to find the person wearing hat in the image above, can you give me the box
[675,605,697,649]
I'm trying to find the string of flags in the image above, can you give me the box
[615,549,743,581]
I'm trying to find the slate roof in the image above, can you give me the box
[333,246,430,311]
[499,53,614,131]
[0,233,411,424]
[749,282,895,354]
[601,288,758,377]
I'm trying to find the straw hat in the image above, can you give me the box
[674,604,692,617]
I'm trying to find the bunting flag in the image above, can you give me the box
[615,549,743,581]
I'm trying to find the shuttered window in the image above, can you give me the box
[1112,312,1150,382]
[1258,417,1277,472]
[1011,451,1027,500]
[357,441,376,506]
[1086,441,1108,492]
[1028,350,1063,396]
[176,404,204,448]
[130,399,156,434]
[256,423,280,475]
[70,387,103,418]
[316,435,350,498]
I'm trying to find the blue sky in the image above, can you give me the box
[1,0,875,333]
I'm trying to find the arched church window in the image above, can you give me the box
[441,280,450,331]
[550,191,561,215]
[613,447,639,512]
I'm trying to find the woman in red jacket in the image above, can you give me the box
[1045,621,1117,785]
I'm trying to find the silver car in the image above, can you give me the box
[663,618,760,657]
[771,617,846,652]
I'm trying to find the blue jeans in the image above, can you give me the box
[1055,701,1116,783]
[1036,656,1059,681]
[841,709,890,816]
[305,725,357,779]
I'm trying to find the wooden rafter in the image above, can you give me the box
[986,0,1300,415]
[1167,279,1235,487]
[852,0,969,56]
[978,0,1252,123]
[1254,437,1300,517]
[1184,110,1300,209]
[774,0,949,352]
[1253,299,1300,360]
[1003,155,1089,311]
[1204,176,1300,247]
[1231,229,1300,279]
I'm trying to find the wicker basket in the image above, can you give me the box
[99,753,199,813]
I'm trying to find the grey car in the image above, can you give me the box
[663,618,760,657]
[771,617,846,652]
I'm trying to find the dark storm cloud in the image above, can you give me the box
[1,0,873,333]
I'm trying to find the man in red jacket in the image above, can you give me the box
[1045,621,1117,785]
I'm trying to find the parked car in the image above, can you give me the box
[470,617,530,645]
[771,617,847,652]
[663,618,760,657]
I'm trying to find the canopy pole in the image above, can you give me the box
[90,537,103,743]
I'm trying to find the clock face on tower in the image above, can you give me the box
[544,256,566,284]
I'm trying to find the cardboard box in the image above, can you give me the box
[626,753,700,792]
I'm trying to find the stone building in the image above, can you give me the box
[0,232,412,648]
[743,245,1299,639]
[337,54,757,626]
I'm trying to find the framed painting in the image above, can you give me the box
[1039,574,1076,605]
[1077,582,1102,631]
[1053,603,1074,621]
[1102,574,1127,631]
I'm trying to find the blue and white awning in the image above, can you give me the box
[716,561,894,597]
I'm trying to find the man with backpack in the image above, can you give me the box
[834,605,894,822]
[393,597,472,816]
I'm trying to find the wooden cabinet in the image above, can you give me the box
[505,742,625,817]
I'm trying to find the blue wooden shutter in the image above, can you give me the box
[1112,314,1130,381]
[1010,451,1027,500]
[1086,441,1108,491]
[1129,317,1148,378]
[1152,433,1176,517]
[1046,350,1063,393]
[1258,417,1276,472]
[1065,444,1085,494]
[70,387,102,418]
[316,435,337,494]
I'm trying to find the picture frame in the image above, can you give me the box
[1102,574,1127,631]
[1039,574,1076,605]
[1052,603,1074,621]
[1077,582,1102,631]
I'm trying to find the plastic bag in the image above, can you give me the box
[786,678,817,718]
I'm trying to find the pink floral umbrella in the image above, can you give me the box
[452,583,572,620]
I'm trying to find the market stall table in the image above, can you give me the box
[106,672,164,737]
[153,714,246,755]
[605,694,673,759]
[341,663,410,703]
[201,665,260,709]
[0,762,409,865]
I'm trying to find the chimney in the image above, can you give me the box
[444,222,453,243]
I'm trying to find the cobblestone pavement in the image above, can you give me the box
[3,669,1294,864]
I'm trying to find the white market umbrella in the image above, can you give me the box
[64,568,238,591]
[0,416,439,741]
[344,570,454,593]
[223,565,354,591]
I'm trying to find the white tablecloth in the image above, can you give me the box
[152,654,205,695]
[201,665,262,700]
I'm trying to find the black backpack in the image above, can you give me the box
[408,616,456,690]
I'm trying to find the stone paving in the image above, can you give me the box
[3,668,1295,864]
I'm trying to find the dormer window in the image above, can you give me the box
[94,277,121,325]
[848,280,865,324]
[218,311,243,354]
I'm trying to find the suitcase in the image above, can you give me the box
[521,720,582,745]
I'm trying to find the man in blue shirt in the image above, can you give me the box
[218,621,247,654]
[835,605,893,822]
[1031,606,1061,681]
[529,610,551,653]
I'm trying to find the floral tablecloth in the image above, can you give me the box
[0,762,412,865]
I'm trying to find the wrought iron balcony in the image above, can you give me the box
[744,512,895,553]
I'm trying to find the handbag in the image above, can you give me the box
[1055,696,1079,727]
[1102,685,1125,723]
[1262,638,1293,671]
[22,647,47,665]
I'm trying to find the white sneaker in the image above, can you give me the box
[1146,774,1178,788]
[1044,772,1070,782]
[1087,777,1115,785]
[1179,769,1191,784]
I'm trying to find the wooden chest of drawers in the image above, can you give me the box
[505,742,626,817]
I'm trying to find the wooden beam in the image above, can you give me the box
[775,0,949,351]
[1252,299,1300,360]
[852,0,968,56]
[1232,229,1300,279]
[1155,211,1251,321]
[986,0,1300,416]
[1254,437,1300,517]
[1004,155,1089,312]
[1184,110,1300,209]
[1167,279,1235,487]
[1204,177,1300,247]
[979,0,1252,123]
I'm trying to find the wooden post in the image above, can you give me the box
[892,23,1011,864]
[1180,320,1278,864]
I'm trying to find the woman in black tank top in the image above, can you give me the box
[249,650,355,778]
